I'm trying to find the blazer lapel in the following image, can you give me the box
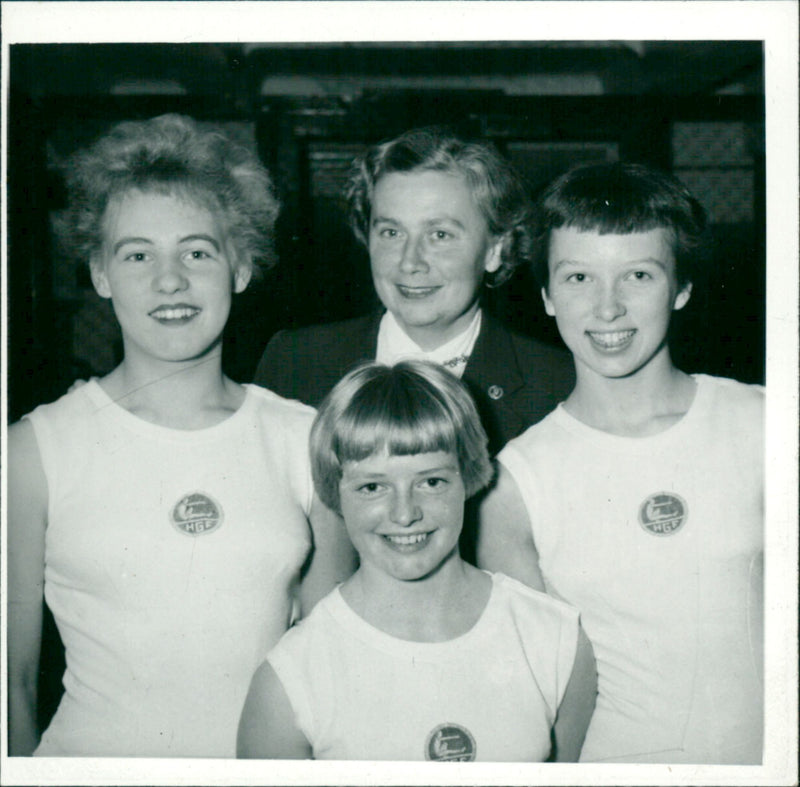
[333,311,382,376]
[465,311,526,400]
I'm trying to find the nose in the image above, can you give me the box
[398,234,429,275]
[153,257,189,294]
[389,488,423,527]
[594,281,626,322]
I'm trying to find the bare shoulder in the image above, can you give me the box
[8,417,36,447]
[237,659,312,759]
[7,420,45,486]
[479,463,533,541]
[477,463,544,590]
[7,419,48,529]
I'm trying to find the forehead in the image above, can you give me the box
[102,189,223,237]
[342,450,459,477]
[372,169,484,222]
[548,226,675,267]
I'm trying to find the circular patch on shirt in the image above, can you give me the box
[639,492,687,536]
[171,492,223,537]
[425,723,476,762]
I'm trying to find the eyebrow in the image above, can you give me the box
[371,215,467,230]
[417,463,459,474]
[347,464,459,479]
[552,257,668,271]
[113,237,152,255]
[112,234,221,255]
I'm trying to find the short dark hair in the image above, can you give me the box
[63,113,280,277]
[310,360,493,513]
[532,161,708,291]
[346,126,533,287]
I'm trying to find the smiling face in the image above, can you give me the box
[91,189,250,368]
[368,170,503,350]
[339,450,465,583]
[542,227,691,383]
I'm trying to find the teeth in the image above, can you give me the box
[588,330,635,348]
[398,286,438,298]
[385,533,428,545]
[151,307,199,320]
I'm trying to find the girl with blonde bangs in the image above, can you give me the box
[239,360,596,762]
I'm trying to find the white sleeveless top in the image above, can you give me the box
[499,375,764,763]
[266,572,579,761]
[26,381,315,757]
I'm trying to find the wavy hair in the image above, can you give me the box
[346,127,533,287]
[63,114,280,277]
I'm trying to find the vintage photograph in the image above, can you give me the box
[2,2,797,785]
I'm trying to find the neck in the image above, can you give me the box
[567,350,696,437]
[343,555,488,642]
[400,303,480,352]
[100,349,242,429]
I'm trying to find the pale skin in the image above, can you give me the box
[477,228,696,756]
[7,190,356,755]
[368,169,503,351]
[237,450,596,761]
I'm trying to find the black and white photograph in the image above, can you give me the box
[1,2,797,785]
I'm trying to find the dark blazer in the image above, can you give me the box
[254,310,575,456]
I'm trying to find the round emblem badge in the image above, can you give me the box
[425,723,476,762]
[487,385,504,401]
[638,492,687,536]
[171,492,223,536]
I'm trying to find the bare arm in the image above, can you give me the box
[479,464,596,760]
[476,463,546,591]
[7,420,49,755]
[298,495,357,617]
[237,661,312,759]
[552,626,597,762]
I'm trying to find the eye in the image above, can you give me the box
[356,482,385,496]
[377,227,400,239]
[185,249,214,262]
[123,251,150,263]
[430,229,453,241]
[565,272,587,283]
[626,270,654,282]
[419,476,448,491]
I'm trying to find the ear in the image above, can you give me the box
[233,262,253,294]
[90,258,112,299]
[541,286,556,317]
[483,236,504,274]
[673,282,692,311]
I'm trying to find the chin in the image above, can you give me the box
[385,560,438,583]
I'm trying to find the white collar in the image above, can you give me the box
[375,309,482,378]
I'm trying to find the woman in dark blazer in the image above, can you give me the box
[255,127,574,457]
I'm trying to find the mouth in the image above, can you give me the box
[586,329,636,351]
[149,304,201,324]
[395,284,441,300]
[381,532,433,551]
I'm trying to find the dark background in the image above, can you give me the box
[6,41,766,729]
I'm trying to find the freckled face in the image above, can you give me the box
[339,450,465,582]
[368,170,503,350]
[542,227,691,381]
[91,190,250,367]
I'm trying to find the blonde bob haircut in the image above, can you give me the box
[310,360,494,513]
